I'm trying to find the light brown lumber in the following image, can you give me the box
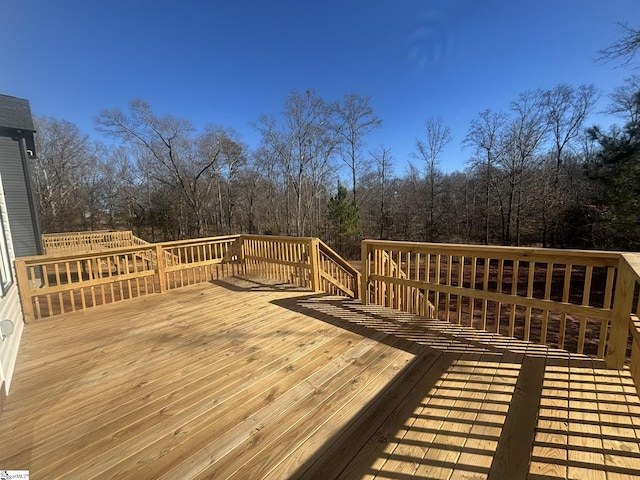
[208,338,414,479]
[409,355,483,479]
[295,347,447,479]
[487,351,546,480]
[449,348,523,480]
[566,360,605,480]
[29,316,373,479]
[1,285,300,425]
[593,364,640,479]
[109,330,391,480]
[528,358,569,479]
[0,303,334,466]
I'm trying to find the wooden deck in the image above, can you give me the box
[1,276,639,480]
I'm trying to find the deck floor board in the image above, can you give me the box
[1,276,639,479]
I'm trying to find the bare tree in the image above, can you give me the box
[464,110,508,244]
[607,75,640,127]
[99,145,135,230]
[255,90,339,236]
[96,100,228,237]
[599,23,640,67]
[544,84,598,173]
[497,90,549,245]
[196,126,246,234]
[370,146,394,239]
[335,93,381,203]
[32,116,100,232]
[541,84,598,246]
[413,117,452,241]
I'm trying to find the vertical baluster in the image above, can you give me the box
[445,255,452,322]
[425,253,431,317]
[399,250,405,310]
[434,254,441,319]
[77,260,86,311]
[456,256,464,324]
[509,260,519,338]
[524,261,535,342]
[577,265,593,354]
[378,248,384,306]
[54,263,64,314]
[540,262,553,345]
[414,252,421,315]
[100,256,108,305]
[102,255,115,305]
[65,261,75,312]
[598,267,615,358]
[87,260,97,307]
[495,258,504,334]
[387,250,392,307]
[133,250,141,297]
[469,257,477,328]
[540,263,553,345]
[558,264,573,350]
[480,257,490,331]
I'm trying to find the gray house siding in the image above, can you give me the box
[0,136,40,258]
[0,94,42,405]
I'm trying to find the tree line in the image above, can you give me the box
[30,78,640,256]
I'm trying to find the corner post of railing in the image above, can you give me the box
[14,258,34,324]
[237,235,247,275]
[606,255,635,369]
[155,243,167,294]
[309,237,321,292]
[360,241,370,304]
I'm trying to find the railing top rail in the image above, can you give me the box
[155,234,240,249]
[622,253,640,282]
[18,244,158,264]
[318,239,360,278]
[363,239,622,265]
[240,234,317,243]
[19,234,241,264]
[41,230,115,237]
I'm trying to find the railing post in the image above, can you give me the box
[309,238,321,292]
[14,258,34,324]
[237,235,246,275]
[155,244,167,294]
[606,256,635,369]
[360,241,369,304]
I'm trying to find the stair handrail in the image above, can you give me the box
[316,239,361,299]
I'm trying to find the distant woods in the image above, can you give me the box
[31,80,640,255]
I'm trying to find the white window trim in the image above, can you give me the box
[0,174,15,296]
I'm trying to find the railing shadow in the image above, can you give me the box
[258,291,640,479]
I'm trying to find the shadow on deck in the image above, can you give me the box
[1,275,639,479]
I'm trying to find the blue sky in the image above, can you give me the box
[2,0,639,173]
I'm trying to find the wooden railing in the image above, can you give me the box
[161,235,241,290]
[239,235,360,298]
[20,233,640,380]
[15,235,242,322]
[240,235,317,289]
[379,249,435,317]
[317,239,360,298]
[15,234,361,322]
[41,230,143,254]
[360,240,637,364]
[618,254,640,390]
